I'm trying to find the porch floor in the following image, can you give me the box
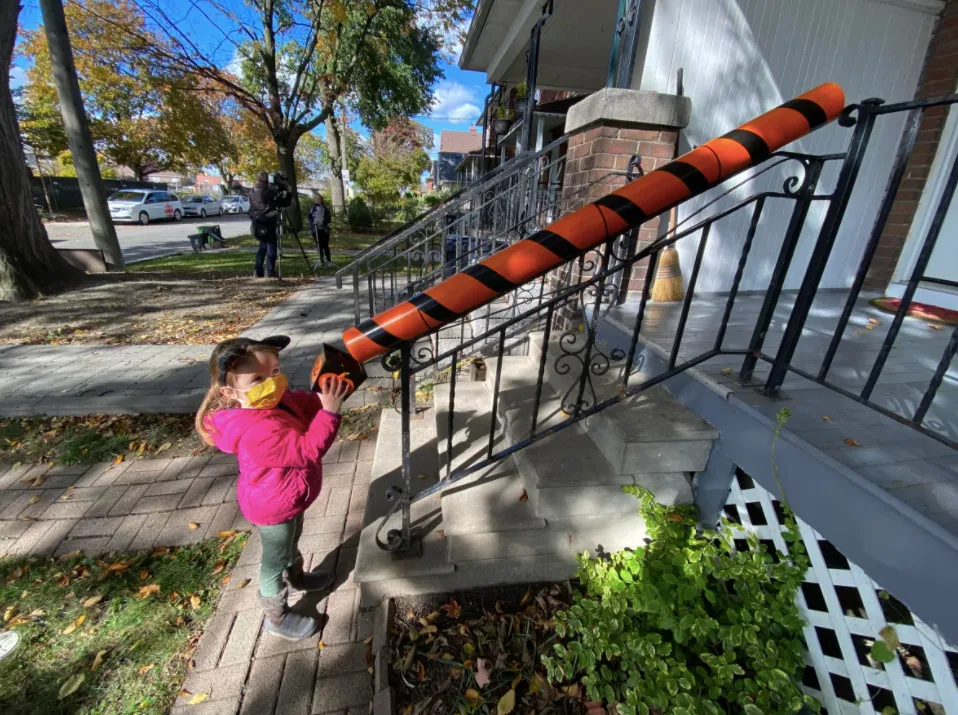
[606,290,958,536]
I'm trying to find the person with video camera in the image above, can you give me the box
[248,171,293,279]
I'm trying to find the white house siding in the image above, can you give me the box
[634,0,940,293]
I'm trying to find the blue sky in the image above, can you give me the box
[11,0,489,161]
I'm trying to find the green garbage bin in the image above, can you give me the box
[197,225,225,249]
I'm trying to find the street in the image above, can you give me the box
[45,213,253,263]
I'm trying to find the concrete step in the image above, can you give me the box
[528,331,718,474]
[434,382,496,475]
[439,462,546,536]
[447,513,647,565]
[354,406,452,584]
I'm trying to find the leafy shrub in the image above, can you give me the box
[347,195,373,231]
[542,486,816,715]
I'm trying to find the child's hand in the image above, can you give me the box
[319,375,350,414]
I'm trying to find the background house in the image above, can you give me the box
[432,127,485,189]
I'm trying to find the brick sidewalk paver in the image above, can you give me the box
[0,433,378,714]
[0,276,366,418]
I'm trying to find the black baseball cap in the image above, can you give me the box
[214,336,291,385]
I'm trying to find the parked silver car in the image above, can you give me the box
[220,195,251,214]
[182,195,223,217]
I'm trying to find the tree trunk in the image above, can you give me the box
[325,115,345,213]
[277,137,303,233]
[0,2,84,301]
[36,158,54,215]
[38,0,124,269]
[339,107,349,197]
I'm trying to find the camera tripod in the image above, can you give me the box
[310,224,339,272]
[277,211,317,279]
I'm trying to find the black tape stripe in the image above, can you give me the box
[409,292,458,323]
[781,98,828,129]
[594,193,649,226]
[530,229,579,260]
[721,128,770,162]
[462,264,515,293]
[358,319,401,350]
[657,161,711,195]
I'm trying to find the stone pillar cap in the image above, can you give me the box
[565,88,691,134]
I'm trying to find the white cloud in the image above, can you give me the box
[9,66,26,89]
[431,81,480,124]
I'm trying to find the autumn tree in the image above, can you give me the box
[1,1,83,300]
[79,0,467,230]
[19,0,231,181]
[354,117,431,203]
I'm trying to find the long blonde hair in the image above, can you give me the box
[195,340,281,446]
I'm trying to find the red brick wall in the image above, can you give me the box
[549,124,679,330]
[865,0,958,290]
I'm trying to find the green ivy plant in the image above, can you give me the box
[542,486,819,715]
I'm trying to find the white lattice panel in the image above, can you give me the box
[724,471,958,715]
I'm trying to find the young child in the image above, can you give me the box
[195,335,350,641]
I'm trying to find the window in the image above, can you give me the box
[145,193,159,203]
[110,191,145,202]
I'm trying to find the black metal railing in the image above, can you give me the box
[374,95,958,555]
[335,133,574,324]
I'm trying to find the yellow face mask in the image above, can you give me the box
[239,373,288,409]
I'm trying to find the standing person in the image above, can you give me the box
[195,335,352,640]
[248,171,293,279]
[308,194,332,265]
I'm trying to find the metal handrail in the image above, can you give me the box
[335,132,572,285]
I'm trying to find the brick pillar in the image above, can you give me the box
[864,0,958,291]
[549,89,691,331]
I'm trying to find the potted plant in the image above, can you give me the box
[514,82,528,116]
[493,105,514,136]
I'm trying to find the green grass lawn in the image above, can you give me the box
[0,534,247,715]
[129,249,355,279]
[227,230,383,252]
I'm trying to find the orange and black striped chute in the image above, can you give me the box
[342,82,846,365]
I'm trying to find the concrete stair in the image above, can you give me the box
[353,331,717,605]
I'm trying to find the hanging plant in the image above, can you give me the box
[542,486,818,715]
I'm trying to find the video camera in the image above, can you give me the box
[267,172,289,189]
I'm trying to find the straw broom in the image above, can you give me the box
[651,196,685,303]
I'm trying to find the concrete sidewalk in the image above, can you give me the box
[0,434,378,714]
[0,277,362,417]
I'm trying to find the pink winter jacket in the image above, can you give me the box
[208,390,341,526]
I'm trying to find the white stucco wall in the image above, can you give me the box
[633,0,941,293]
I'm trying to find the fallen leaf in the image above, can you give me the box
[346,432,367,441]
[440,599,461,619]
[91,650,107,672]
[416,473,427,480]
[113,455,125,465]
[822,416,832,423]
[317,640,325,650]
[879,625,900,650]
[211,561,226,575]
[31,475,45,487]
[236,578,251,589]
[720,367,734,376]
[83,595,104,608]
[419,624,438,635]
[476,658,492,687]
[668,513,684,523]
[844,438,861,447]
[27,495,40,505]
[520,589,532,606]
[58,551,82,562]
[497,689,516,715]
[423,611,440,624]
[220,574,231,586]
[217,530,238,538]
[400,646,415,670]
[436,529,446,541]
[62,614,86,635]
[190,594,202,609]
[868,318,881,325]
[187,522,200,530]
[136,584,161,600]
[6,567,23,584]
[58,673,85,700]
[176,616,184,626]
[416,661,426,682]
[151,547,170,557]
[55,573,71,588]
[138,663,155,675]
[189,693,209,705]
[139,569,150,580]
[465,689,482,703]
[155,442,172,455]
[518,489,528,503]
[106,562,130,573]
[930,324,944,331]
